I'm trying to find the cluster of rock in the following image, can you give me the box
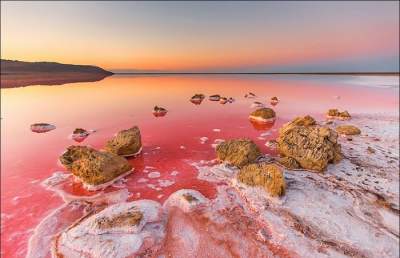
[208,94,234,104]
[59,126,142,191]
[326,108,351,120]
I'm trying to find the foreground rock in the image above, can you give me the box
[52,200,165,258]
[335,125,361,135]
[237,163,285,197]
[249,107,276,123]
[104,126,142,157]
[277,115,342,172]
[59,146,132,190]
[326,109,351,120]
[30,123,56,133]
[216,139,261,167]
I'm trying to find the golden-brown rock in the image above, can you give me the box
[279,156,301,169]
[277,115,342,172]
[59,146,132,187]
[335,125,361,135]
[327,109,351,120]
[216,138,261,167]
[238,163,285,197]
[249,108,276,123]
[104,126,142,156]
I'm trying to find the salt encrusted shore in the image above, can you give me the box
[27,113,399,258]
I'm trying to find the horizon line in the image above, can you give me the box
[112,72,400,76]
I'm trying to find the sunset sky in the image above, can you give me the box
[1,1,399,72]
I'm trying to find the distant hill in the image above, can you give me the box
[1,59,113,88]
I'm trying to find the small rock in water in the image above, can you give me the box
[249,108,276,124]
[227,97,235,103]
[153,106,168,117]
[30,123,56,133]
[209,94,221,101]
[104,126,142,157]
[71,128,90,142]
[190,94,205,105]
[220,97,228,104]
[270,96,279,106]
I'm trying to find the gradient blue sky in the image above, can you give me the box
[1,1,399,72]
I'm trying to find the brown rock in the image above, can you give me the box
[104,126,142,156]
[182,193,198,203]
[335,125,361,135]
[277,115,342,172]
[367,146,375,154]
[237,163,285,197]
[95,210,143,229]
[216,138,262,167]
[249,108,276,123]
[73,128,89,135]
[59,146,132,188]
[279,156,301,169]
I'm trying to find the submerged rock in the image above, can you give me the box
[59,146,132,190]
[216,138,262,167]
[335,125,361,135]
[237,163,285,197]
[277,115,342,172]
[249,108,276,123]
[153,106,168,117]
[104,126,142,157]
[278,156,301,169]
[209,94,221,101]
[30,123,56,133]
[327,109,351,120]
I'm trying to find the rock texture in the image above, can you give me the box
[249,108,276,123]
[336,125,361,135]
[59,146,132,189]
[104,126,142,157]
[278,156,301,169]
[216,139,261,167]
[277,115,342,172]
[238,163,285,197]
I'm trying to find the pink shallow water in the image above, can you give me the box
[1,74,399,257]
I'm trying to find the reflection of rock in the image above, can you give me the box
[327,109,351,120]
[59,146,132,190]
[249,108,276,123]
[244,92,256,98]
[190,94,205,105]
[220,97,228,104]
[249,118,275,131]
[30,123,56,133]
[277,115,342,172]
[104,126,142,157]
[209,94,221,101]
[216,139,262,167]
[335,125,361,135]
[53,200,165,257]
[278,156,301,169]
[251,101,264,108]
[238,163,285,197]
[153,106,168,117]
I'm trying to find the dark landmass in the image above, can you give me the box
[115,72,399,76]
[1,59,113,88]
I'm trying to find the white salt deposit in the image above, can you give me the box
[199,137,208,144]
[170,170,179,176]
[212,128,221,132]
[163,189,209,213]
[148,171,161,179]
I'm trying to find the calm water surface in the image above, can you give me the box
[1,74,399,257]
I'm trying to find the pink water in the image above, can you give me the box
[1,74,398,257]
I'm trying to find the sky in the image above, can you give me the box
[1,1,399,72]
